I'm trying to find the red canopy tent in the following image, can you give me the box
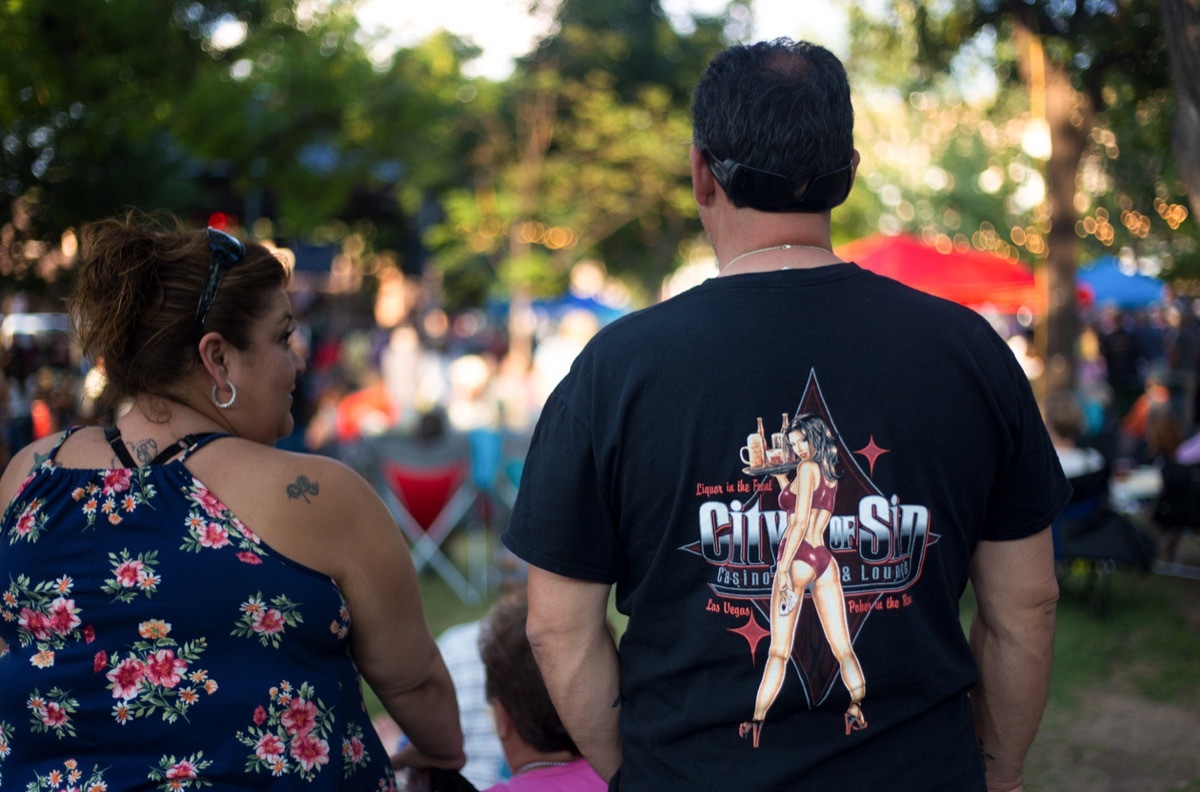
[836,234,1040,313]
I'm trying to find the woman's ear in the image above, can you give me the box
[196,331,230,384]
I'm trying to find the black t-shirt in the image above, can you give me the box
[503,263,1071,791]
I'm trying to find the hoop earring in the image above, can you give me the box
[211,381,237,410]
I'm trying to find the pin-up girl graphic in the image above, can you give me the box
[739,412,867,747]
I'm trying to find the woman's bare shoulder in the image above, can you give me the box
[0,432,71,503]
[204,443,373,506]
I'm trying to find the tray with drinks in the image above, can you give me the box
[743,460,797,476]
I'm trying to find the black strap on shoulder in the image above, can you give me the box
[104,427,220,467]
[170,432,220,463]
[104,426,139,468]
[45,425,84,463]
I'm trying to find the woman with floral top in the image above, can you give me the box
[0,211,464,790]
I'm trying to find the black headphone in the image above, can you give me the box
[703,150,853,213]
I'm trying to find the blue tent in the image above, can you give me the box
[1077,256,1165,309]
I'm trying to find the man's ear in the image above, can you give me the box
[848,148,862,192]
[691,145,718,208]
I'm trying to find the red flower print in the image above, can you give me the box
[94,650,108,673]
[14,472,35,498]
[18,608,52,640]
[165,760,198,780]
[255,733,285,761]
[347,736,365,763]
[42,701,69,727]
[48,597,81,636]
[289,734,330,772]
[15,508,37,537]
[280,697,318,737]
[198,522,231,549]
[191,486,226,520]
[107,657,146,699]
[83,624,95,643]
[237,551,263,565]
[102,469,132,496]
[144,649,187,688]
[115,559,143,587]
[234,518,261,544]
[253,705,267,726]
[253,609,285,635]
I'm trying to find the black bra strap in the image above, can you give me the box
[105,427,220,468]
[104,426,139,468]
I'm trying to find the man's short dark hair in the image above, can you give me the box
[480,592,580,755]
[691,38,854,193]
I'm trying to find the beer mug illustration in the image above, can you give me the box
[740,432,766,468]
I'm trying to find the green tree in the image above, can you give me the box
[421,0,737,316]
[850,0,1189,397]
[0,0,245,295]
[0,0,474,301]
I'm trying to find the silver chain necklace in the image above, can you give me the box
[515,760,572,775]
[722,243,832,271]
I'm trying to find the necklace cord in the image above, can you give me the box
[514,759,572,775]
[722,243,833,271]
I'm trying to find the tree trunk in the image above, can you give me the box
[1162,0,1200,220]
[1010,3,1089,398]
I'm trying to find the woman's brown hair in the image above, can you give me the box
[70,210,287,403]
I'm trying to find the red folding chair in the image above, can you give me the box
[365,432,486,604]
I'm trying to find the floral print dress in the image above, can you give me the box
[0,428,397,791]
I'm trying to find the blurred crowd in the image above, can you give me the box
[0,268,620,471]
[2,280,1198,476]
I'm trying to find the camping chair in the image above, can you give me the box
[1053,464,1155,616]
[364,431,487,604]
[1152,462,1200,579]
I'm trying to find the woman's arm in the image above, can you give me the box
[320,462,465,768]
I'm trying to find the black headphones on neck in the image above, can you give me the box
[703,150,853,213]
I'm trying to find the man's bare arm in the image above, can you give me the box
[525,566,621,781]
[969,527,1059,792]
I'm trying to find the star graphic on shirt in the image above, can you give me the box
[854,435,890,477]
[729,613,771,661]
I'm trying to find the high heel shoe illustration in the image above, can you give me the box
[738,719,763,748]
[843,703,868,736]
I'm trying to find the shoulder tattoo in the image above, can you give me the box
[286,475,320,504]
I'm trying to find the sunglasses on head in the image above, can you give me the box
[703,150,852,212]
[195,227,245,343]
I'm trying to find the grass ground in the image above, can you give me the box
[1020,566,1200,790]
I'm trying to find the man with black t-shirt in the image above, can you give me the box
[503,38,1068,792]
